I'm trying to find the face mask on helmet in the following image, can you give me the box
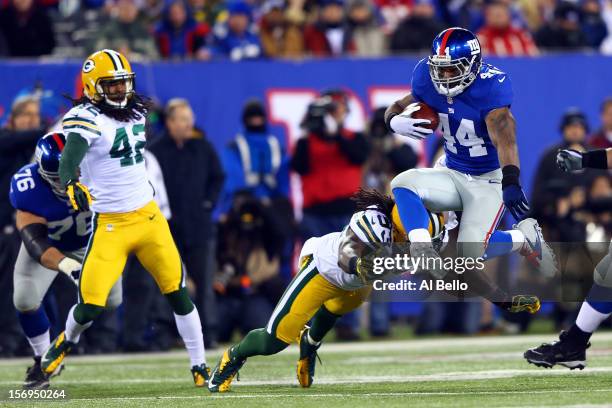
[428,54,479,97]
[39,169,67,198]
[96,75,135,109]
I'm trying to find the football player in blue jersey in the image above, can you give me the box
[9,132,122,389]
[524,147,612,370]
[385,27,557,279]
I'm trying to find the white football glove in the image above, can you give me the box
[389,102,433,140]
[58,257,82,286]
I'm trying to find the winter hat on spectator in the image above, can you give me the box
[319,0,344,8]
[554,2,581,23]
[559,108,589,133]
[228,1,253,17]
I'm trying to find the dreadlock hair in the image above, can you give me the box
[66,93,153,122]
[351,188,395,218]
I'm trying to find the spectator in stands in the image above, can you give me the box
[0,96,44,356]
[303,0,355,56]
[148,98,225,348]
[155,0,209,59]
[210,1,262,60]
[535,1,589,51]
[390,0,445,53]
[374,0,411,35]
[0,0,55,57]
[215,194,286,342]
[517,0,556,33]
[601,0,612,54]
[291,92,369,248]
[189,0,225,26]
[259,0,305,58]
[590,98,612,149]
[477,0,538,56]
[96,0,159,60]
[218,99,290,217]
[530,109,595,242]
[347,0,386,56]
[581,0,608,49]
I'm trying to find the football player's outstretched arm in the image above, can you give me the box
[486,107,530,220]
[16,210,81,281]
[59,133,93,211]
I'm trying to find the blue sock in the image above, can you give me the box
[483,231,514,260]
[585,283,612,314]
[392,188,429,234]
[17,308,50,338]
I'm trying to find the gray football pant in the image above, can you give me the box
[391,165,504,259]
[593,241,612,289]
[13,244,123,313]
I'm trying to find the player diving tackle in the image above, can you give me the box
[384,27,557,279]
[207,189,541,393]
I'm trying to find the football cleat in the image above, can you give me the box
[23,357,50,389]
[191,363,211,387]
[41,332,74,376]
[208,347,245,393]
[410,241,447,279]
[515,218,558,277]
[297,327,321,388]
[524,330,589,370]
[508,295,541,314]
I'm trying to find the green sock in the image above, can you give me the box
[309,306,340,343]
[231,328,288,360]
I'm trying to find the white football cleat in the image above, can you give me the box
[515,218,558,277]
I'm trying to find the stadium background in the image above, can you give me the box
[0,0,611,363]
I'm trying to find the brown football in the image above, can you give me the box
[411,102,440,131]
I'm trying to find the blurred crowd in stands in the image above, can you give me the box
[0,84,610,355]
[1,0,612,60]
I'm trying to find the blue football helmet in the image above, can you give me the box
[428,27,482,97]
[34,131,67,197]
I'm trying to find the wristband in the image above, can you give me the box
[582,149,608,169]
[384,112,398,132]
[501,165,520,189]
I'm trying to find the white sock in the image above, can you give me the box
[408,228,432,243]
[65,305,93,343]
[174,308,206,367]
[307,332,321,347]
[508,230,525,252]
[576,301,611,333]
[28,330,50,357]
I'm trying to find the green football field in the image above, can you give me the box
[3,332,612,407]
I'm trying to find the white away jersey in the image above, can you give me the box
[62,103,153,213]
[300,208,391,291]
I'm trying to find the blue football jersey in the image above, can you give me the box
[411,58,513,175]
[9,163,92,251]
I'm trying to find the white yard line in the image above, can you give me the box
[3,332,612,366]
[2,367,612,386]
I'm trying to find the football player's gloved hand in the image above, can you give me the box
[66,180,92,212]
[389,103,433,140]
[58,257,81,286]
[502,165,530,221]
[556,149,583,172]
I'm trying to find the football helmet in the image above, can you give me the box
[428,27,482,97]
[35,132,66,197]
[391,205,445,243]
[81,49,135,109]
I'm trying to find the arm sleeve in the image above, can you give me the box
[290,138,310,175]
[337,132,370,165]
[59,133,89,185]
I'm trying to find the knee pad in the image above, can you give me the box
[13,290,41,313]
[165,287,194,316]
[390,169,420,192]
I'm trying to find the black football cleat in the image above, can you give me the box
[23,357,50,389]
[524,330,589,370]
